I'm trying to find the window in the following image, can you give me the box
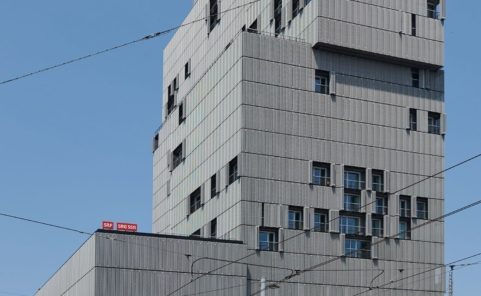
[152,134,159,153]
[189,187,202,214]
[274,0,282,35]
[191,229,201,237]
[427,0,440,19]
[210,174,217,198]
[315,70,330,94]
[399,196,411,218]
[345,239,371,259]
[228,157,238,185]
[372,218,384,237]
[428,112,441,134]
[288,206,303,230]
[411,14,417,36]
[178,102,185,125]
[409,108,418,131]
[399,220,411,240]
[375,196,388,215]
[209,0,219,32]
[411,68,420,88]
[184,59,191,79]
[340,216,362,235]
[312,162,330,186]
[210,219,217,238]
[344,193,361,212]
[292,0,300,19]
[167,85,175,115]
[261,203,265,226]
[344,170,364,190]
[248,19,258,33]
[313,210,328,232]
[417,198,429,220]
[172,143,183,170]
[259,228,278,251]
[372,172,384,192]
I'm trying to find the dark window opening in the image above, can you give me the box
[372,170,384,192]
[248,19,258,33]
[178,102,185,125]
[409,108,418,131]
[167,85,175,115]
[292,0,300,19]
[428,112,441,134]
[152,134,159,153]
[427,0,440,19]
[411,68,420,88]
[228,157,238,185]
[189,187,202,214]
[210,219,217,238]
[312,162,330,186]
[400,196,412,218]
[288,206,303,230]
[261,203,265,226]
[375,195,388,215]
[209,0,219,32]
[372,217,384,237]
[315,70,330,94]
[399,219,411,240]
[274,0,282,36]
[172,143,183,170]
[411,14,417,36]
[259,227,278,251]
[210,174,217,198]
[191,229,201,237]
[184,59,191,79]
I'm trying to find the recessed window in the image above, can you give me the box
[172,143,183,170]
[417,198,429,220]
[399,219,411,240]
[152,134,159,153]
[399,196,411,218]
[189,187,202,214]
[312,162,330,186]
[274,0,282,36]
[345,239,371,259]
[292,0,300,19]
[427,0,440,19]
[191,229,201,237]
[288,206,303,230]
[372,171,384,192]
[411,68,420,88]
[210,174,217,198]
[428,112,441,134]
[178,102,185,125]
[167,85,175,115]
[344,169,365,190]
[411,14,417,36]
[315,70,330,94]
[344,193,361,212]
[340,216,363,235]
[210,218,217,238]
[372,218,384,237]
[209,0,220,32]
[228,157,238,185]
[375,195,388,215]
[313,210,328,232]
[409,108,418,131]
[248,19,258,33]
[184,59,191,79]
[259,228,278,251]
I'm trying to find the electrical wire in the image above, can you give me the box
[0,0,260,86]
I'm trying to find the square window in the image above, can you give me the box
[345,239,371,259]
[340,216,363,235]
[315,70,330,94]
[288,206,303,230]
[344,170,365,190]
[259,228,278,251]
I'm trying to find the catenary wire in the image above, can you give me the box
[0,0,260,85]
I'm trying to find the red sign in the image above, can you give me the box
[102,221,114,230]
[116,222,138,232]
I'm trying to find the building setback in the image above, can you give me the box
[37,0,446,295]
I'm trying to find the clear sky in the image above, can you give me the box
[0,1,480,295]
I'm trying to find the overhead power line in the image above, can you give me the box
[0,0,260,86]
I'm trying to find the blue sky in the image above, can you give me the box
[0,1,480,295]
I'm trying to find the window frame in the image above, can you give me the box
[428,112,441,135]
[409,108,418,131]
[312,162,330,186]
[288,206,304,230]
[228,157,239,185]
[340,216,363,235]
[313,210,329,232]
[172,143,183,170]
[372,217,384,237]
[345,239,371,259]
[344,170,365,190]
[189,187,202,214]
[259,228,279,252]
[416,198,429,220]
[399,219,412,240]
[344,193,361,212]
[315,70,330,94]
[399,196,412,218]
[372,172,384,192]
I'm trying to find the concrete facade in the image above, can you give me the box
[36,0,446,295]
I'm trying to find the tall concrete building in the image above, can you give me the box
[36,0,447,295]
